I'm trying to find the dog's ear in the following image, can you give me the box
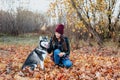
[39,36,42,40]
[46,36,48,39]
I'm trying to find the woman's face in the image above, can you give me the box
[55,32,61,39]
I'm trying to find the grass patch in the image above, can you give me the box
[0,34,40,46]
[0,34,119,50]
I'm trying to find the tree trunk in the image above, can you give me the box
[111,0,120,47]
[70,0,103,46]
[111,0,120,25]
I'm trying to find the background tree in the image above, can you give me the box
[0,0,48,35]
[48,0,120,47]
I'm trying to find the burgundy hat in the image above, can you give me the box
[55,24,64,35]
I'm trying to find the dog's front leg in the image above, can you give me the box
[40,61,44,70]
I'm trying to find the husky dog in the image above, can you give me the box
[21,36,49,70]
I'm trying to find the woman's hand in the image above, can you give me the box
[58,52,65,57]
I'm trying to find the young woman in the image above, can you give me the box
[47,24,72,68]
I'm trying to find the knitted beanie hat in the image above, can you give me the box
[55,24,64,35]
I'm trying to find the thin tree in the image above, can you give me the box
[70,0,103,46]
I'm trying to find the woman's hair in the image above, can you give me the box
[52,34,67,51]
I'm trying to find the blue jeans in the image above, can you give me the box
[54,49,72,68]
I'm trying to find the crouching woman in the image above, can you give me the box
[47,24,72,68]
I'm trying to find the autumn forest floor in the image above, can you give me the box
[0,34,120,80]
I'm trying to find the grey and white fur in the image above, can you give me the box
[21,36,49,70]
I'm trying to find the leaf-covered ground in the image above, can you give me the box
[0,44,120,80]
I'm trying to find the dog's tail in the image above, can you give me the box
[21,63,26,70]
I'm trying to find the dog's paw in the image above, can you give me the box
[18,71,25,77]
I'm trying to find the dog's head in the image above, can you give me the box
[39,36,49,49]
